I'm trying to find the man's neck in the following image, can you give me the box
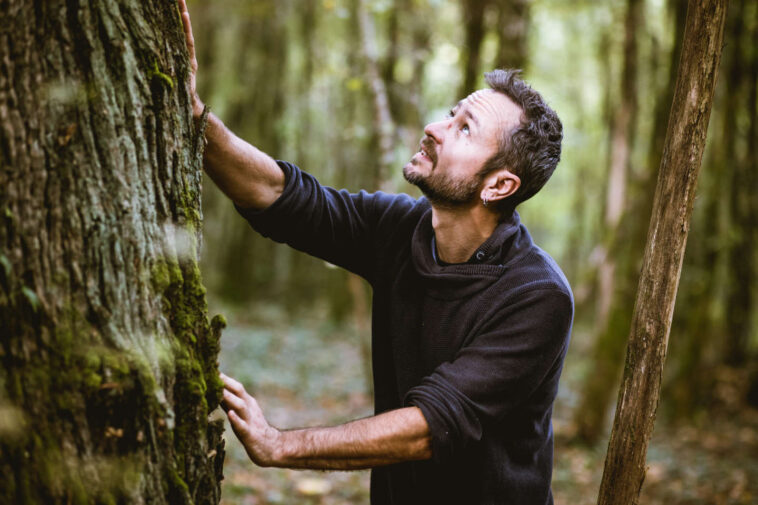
[431,204,500,264]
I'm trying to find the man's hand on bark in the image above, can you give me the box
[220,373,283,467]
[178,0,204,118]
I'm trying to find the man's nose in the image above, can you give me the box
[423,119,447,143]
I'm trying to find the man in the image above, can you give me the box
[179,1,572,503]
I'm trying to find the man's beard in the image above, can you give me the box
[403,163,484,208]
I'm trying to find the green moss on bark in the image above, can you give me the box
[1,0,225,501]
[148,222,225,503]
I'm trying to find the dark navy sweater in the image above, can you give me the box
[236,161,574,505]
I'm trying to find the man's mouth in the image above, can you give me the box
[418,138,436,165]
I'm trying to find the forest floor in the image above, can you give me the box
[213,305,758,505]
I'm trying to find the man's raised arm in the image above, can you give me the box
[179,0,284,210]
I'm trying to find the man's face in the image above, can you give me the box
[403,89,522,207]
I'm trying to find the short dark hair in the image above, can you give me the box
[479,69,563,214]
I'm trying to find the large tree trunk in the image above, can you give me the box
[0,1,225,503]
[596,0,727,503]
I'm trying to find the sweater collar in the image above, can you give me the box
[411,208,532,299]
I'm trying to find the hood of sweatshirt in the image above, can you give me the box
[410,208,534,300]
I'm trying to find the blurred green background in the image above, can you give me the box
[188,0,758,503]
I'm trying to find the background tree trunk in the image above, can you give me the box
[494,0,530,71]
[596,0,727,503]
[357,0,397,188]
[196,0,291,307]
[458,0,488,97]
[0,1,224,503]
[664,0,757,417]
[723,0,755,366]
[574,0,643,444]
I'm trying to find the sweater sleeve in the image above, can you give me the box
[404,287,573,464]
[235,160,420,282]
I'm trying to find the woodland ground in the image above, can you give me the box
[213,304,758,505]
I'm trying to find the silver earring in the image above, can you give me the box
[482,196,488,207]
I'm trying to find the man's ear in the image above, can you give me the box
[481,169,521,204]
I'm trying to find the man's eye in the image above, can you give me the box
[461,124,470,135]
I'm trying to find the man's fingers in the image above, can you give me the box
[183,12,195,54]
[177,0,202,116]
[221,388,247,417]
[220,372,248,397]
[226,409,248,440]
[177,0,196,58]
[178,0,189,20]
[227,410,258,451]
[227,408,241,426]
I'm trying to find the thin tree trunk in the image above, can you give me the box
[596,1,727,503]
[653,0,717,419]
[0,1,224,503]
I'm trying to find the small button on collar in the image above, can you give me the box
[475,251,486,261]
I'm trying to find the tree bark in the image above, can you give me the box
[596,1,727,503]
[0,1,224,503]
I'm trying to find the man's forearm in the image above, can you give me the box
[272,407,433,470]
[221,374,432,470]
[178,0,283,211]
[200,112,285,210]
